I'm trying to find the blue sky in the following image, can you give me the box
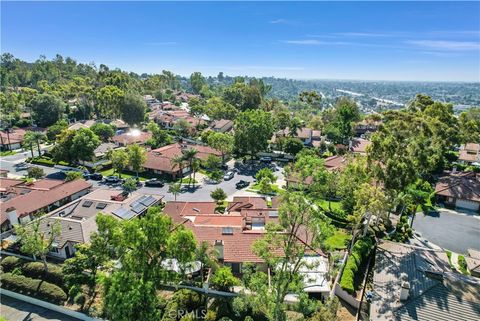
[2,1,479,81]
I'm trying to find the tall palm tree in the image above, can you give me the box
[24,131,46,157]
[168,182,182,201]
[191,158,201,187]
[170,154,185,181]
[182,148,198,186]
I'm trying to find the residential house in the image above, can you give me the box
[434,171,480,212]
[465,249,480,277]
[37,189,163,259]
[79,142,118,168]
[354,119,381,137]
[459,143,480,165]
[112,130,152,147]
[371,240,480,321]
[272,127,322,148]
[0,127,45,151]
[211,119,234,133]
[0,178,92,231]
[349,138,371,155]
[144,142,222,178]
[67,120,96,131]
[324,155,348,171]
[163,197,330,298]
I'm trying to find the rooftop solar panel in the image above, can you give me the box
[112,207,136,220]
[140,196,157,207]
[131,203,147,214]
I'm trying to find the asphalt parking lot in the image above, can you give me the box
[413,209,480,254]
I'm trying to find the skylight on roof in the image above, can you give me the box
[96,202,107,209]
[82,201,93,208]
[222,227,234,235]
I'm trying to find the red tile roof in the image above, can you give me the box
[144,143,222,173]
[324,155,347,171]
[1,179,92,224]
[227,196,267,212]
[163,201,218,219]
[350,138,371,154]
[112,131,152,145]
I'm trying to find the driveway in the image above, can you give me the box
[413,209,480,253]
[0,295,80,321]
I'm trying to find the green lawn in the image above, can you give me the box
[316,199,342,212]
[249,182,281,194]
[99,168,155,181]
[0,150,16,156]
[325,230,352,250]
[174,177,198,184]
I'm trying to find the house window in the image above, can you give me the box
[50,247,59,254]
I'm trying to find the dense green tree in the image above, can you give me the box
[46,119,68,141]
[210,188,227,203]
[27,166,45,179]
[210,266,240,291]
[65,171,83,181]
[30,93,65,127]
[190,72,206,94]
[15,220,61,273]
[234,110,274,157]
[334,97,360,143]
[110,149,129,178]
[95,85,124,118]
[248,192,325,321]
[458,107,480,143]
[207,132,234,164]
[223,82,262,111]
[90,122,115,142]
[204,97,238,120]
[52,128,100,163]
[127,144,147,177]
[119,93,146,125]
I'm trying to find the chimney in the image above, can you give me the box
[6,207,19,226]
[214,240,224,261]
[400,281,410,301]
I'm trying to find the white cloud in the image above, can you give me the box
[406,40,480,51]
[269,19,292,25]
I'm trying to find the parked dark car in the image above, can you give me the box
[145,178,165,187]
[90,173,103,181]
[236,180,250,189]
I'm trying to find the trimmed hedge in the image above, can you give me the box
[1,256,24,273]
[30,157,55,167]
[1,273,67,304]
[340,237,373,295]
[22,262,64,288]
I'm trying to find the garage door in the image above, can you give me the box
[456,199,480,211]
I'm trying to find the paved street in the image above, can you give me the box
[0,295,80,321]
[138,162,285,202]
[413,209,480,254]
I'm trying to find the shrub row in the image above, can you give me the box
[22,262,64,288]
[1,273,67,304]
[1,256,25,272]
[30,157,55,167]
[340,237,374,295]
